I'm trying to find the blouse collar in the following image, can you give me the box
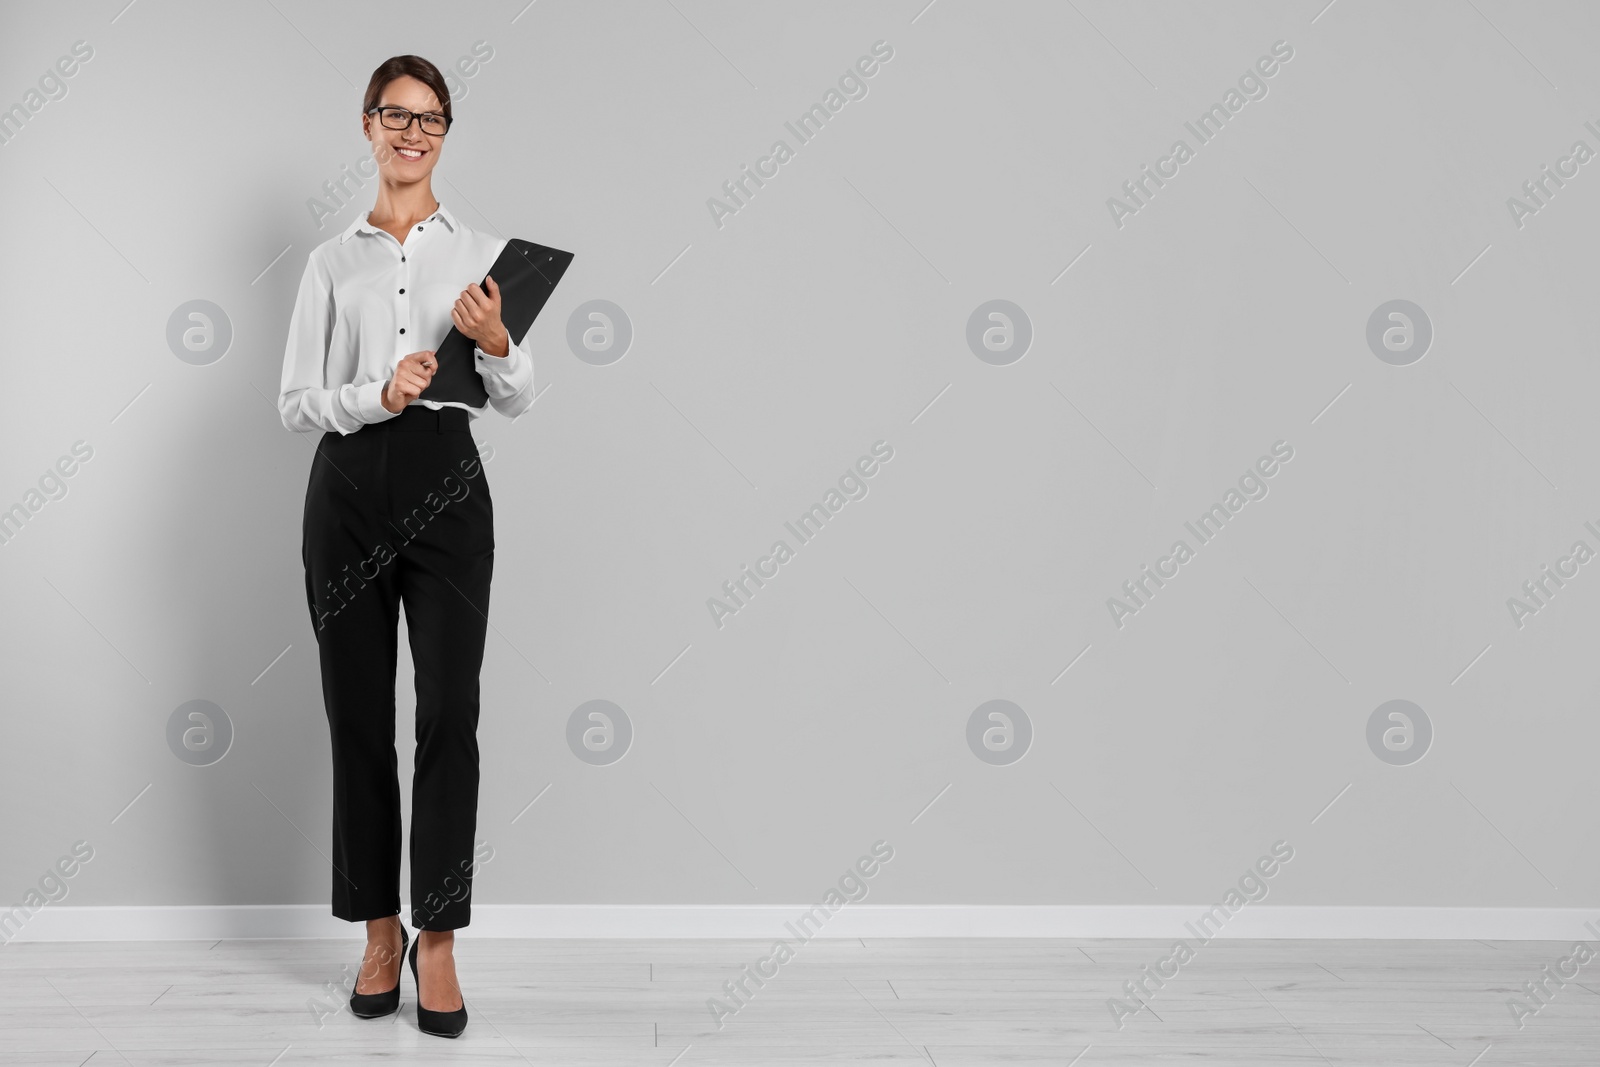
[339,202,459,244]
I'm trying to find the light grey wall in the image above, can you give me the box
[1,0,1596,918]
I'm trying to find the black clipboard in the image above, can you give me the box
[422,237,575,406]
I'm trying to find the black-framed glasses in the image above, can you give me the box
[367,105,451,135]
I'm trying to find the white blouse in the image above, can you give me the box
[278,202,535,435]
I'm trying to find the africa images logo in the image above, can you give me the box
[1105,40,1295,229]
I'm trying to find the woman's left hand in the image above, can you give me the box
[453,274,509,357]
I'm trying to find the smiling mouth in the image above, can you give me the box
[395,146,426,161]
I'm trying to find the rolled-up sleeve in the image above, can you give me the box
[475,327,535,420]
[278,250,396,435]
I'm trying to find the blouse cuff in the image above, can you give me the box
[355,378,398,425]
[475,339,528,381]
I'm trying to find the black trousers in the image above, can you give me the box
[300,404,493,931]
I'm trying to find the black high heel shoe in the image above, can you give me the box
[408,934,469,1038]
[348,920,408,1018]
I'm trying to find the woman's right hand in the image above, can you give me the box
[381,350,438,414]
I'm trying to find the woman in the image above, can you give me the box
[278,54,535,1039]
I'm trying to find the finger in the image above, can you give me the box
[460,285,488,312]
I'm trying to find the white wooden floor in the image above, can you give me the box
[0,937,1594,1065]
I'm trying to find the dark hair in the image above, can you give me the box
[362,55,452,126]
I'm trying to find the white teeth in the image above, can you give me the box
[397,148,423,159]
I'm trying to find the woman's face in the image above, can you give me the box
[362,75,445,183]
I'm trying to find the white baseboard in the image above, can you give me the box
[5,905,1598,942]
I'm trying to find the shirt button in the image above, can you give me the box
[399,288,405,294]
[417,225,423,231]
[399,328,406,334]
